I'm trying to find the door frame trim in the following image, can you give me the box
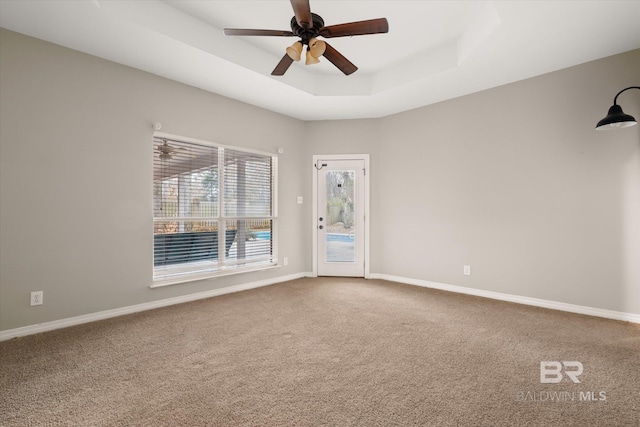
[312,154,370,278]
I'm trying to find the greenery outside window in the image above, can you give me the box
[153,133,277,285]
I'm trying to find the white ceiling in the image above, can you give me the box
[1,0,640,121]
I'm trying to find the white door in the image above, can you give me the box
[314,157,367,277]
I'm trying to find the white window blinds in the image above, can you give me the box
[153,135,277,284]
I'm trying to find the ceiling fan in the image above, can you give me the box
[223,0,389,76]
[156,139,187,161]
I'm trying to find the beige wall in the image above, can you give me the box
[376,50,640,313]
[0,30,307,330]
[1,28,638,332]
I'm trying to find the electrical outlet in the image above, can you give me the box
[463,265,471,276]
[30,291,43,306]
[283,257,288,266]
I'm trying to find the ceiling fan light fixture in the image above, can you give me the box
[286,41,303,61]
[309,38,326,58]
[305,48,321,65]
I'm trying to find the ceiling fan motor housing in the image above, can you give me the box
[290,13,325,44]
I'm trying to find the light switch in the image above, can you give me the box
[297,196,303,204]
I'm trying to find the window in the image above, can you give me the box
[153,134,277,285]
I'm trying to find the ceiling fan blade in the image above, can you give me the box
[319,18,389,38]
[224,28,295,37]
[322,43,358,76]
[290,0,312,29]
[271,54,295,76]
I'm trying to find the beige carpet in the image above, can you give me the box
[1,278,639,426]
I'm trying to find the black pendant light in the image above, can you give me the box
[596,86,639,130]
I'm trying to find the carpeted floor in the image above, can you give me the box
[1,277,639,426]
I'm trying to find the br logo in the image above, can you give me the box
[540,361,583,384]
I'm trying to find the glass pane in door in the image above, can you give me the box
[325,170,356,263]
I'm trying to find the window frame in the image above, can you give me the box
[151,132,279,288]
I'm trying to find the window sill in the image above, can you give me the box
[150,262,281,288]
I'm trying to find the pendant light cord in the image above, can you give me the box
[613,86,640,105]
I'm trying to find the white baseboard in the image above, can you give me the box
[0,272,313,342]
[3,272,636,341]
[369,273,640,324]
